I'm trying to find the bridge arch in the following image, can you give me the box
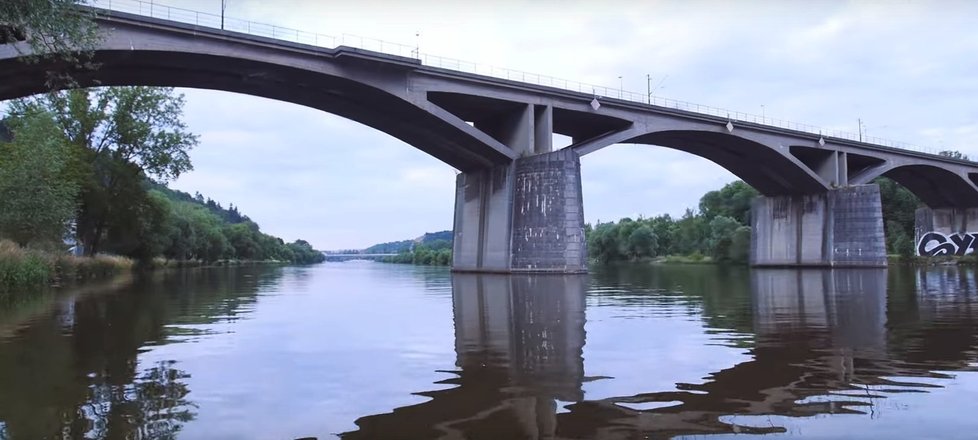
[0,15,515,172]
[620,129,830,196]
[853,163,978,208]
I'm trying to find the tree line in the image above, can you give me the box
[586,181,756,264]
[0,87,324,265]
[383,239,452,266]
[588,174,941,264]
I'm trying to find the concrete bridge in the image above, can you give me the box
[3,6,978,272]
[321,253,398,262]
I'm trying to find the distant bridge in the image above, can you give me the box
[3,0,977,272]
[322,253,398,262]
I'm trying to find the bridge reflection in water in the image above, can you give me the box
[342,268,978,439]
[345,274,587,439]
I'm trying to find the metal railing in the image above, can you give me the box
[86,0,945,157]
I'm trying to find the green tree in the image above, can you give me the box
[673,209,709,256]
[707,215,741,261]
[698,180,758,225]
[626,225,657,259]
[287,240,325,264]
[224,222,261,260]
[0,109,78,247]
[102,184,172,261]
[875,177,920,255]
[588,222,623,263]
[728,226,751,263]
[9,87,198,257]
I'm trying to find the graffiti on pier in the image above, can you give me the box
[917,232,978,256]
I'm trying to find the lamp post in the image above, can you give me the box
[221,0,227,29]
[618,76,623,98]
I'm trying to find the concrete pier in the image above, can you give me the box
[751,185,886,267]
[452,149,587,273]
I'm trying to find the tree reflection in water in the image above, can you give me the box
[0,266,282,439]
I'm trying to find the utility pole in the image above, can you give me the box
[646,74,651,104]
[646,74,667,105]
[413,31,420,58]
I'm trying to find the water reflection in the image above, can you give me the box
[344,274,587,439]
[3,264,978,438]
[346,267,978,439]
[0,266,283,439]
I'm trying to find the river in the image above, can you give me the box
[0,262,977,439]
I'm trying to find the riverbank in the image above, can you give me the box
[0,240,311,296]
[0,240,133,294]
[887,254,978,266]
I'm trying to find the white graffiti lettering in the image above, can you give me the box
[917,232,978,256]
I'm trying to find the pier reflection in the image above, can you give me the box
[344,274,587,439]
[346,267,978,439]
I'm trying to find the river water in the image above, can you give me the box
[1,262,977,439]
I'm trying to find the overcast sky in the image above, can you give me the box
[113,0,978,249]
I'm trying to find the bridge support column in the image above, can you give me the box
[452,149,587,273]
[751,184,886,267]
[914,207,978,256]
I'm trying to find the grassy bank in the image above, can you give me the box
[653,254,719,265]
[145,258,294,269]
[590,254,723,266]
[0,240,133,294]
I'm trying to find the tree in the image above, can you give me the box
[9,87,198,257]
[626,225,657,260]
[588,222,623,263]
[0,109,78,247]
[938,150,970,161]
[708,216,741,261]
[875,177,921,255]
[699,180,758,225]
[224,222,261,260]
[1,0,102,87]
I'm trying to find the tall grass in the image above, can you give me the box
[0,241,49,289]
[0,240,133,294]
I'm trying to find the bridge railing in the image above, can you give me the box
[86,0,945,157]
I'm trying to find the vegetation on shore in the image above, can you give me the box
[0,86,323,293]
[0,240,132,295]
[370,174,934,268]
[586,181,756,265]
[382,239,452,266]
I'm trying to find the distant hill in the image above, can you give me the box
[363,230,452,254]
[149,182,250,224]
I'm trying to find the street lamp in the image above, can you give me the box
[221,0,227,30]
[618,76,622,98]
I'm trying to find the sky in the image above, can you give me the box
[104,0,978,249]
